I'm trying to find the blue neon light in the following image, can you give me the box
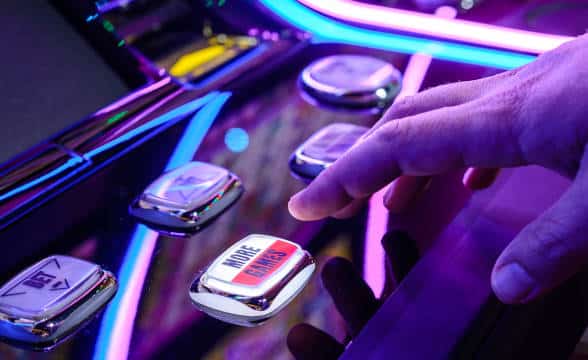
[92,223,150,360]
[0,156,85,203]
[258,0,535,69]
[84,92,219,160]
[0,93,218,205]
[93,92,232,360]
[165,92,232,170]
[224,127,250,153]
[86,14,99,22]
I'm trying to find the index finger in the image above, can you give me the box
[288,101,525,221]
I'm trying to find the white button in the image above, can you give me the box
[190,234,315,326]
[301,123,368,164]
[143,162,231,211]
[0,255,117,350]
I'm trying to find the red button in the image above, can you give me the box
[232,240,298,286]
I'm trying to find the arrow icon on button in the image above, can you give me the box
[50,278,70,291]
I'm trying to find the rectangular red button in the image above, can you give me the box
[232,240,298,286]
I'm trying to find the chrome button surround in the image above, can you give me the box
[190,234,315,327]
[289,123,368,181]
[0,255,117,351]
[300,54,402,108]
[129,161,244,237]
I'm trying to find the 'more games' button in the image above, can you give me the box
[231,240,297,286]
[190,234,316,327]
[208,235,300,287]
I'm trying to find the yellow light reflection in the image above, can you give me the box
[170,45,226,77]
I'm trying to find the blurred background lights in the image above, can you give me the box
[461,0,475,10]
[225,127,249,152]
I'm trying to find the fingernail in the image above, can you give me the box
[383,182,408,213]
[288,193,303,219]
[462,168,476,187]
[382,186,394,208]
[492,262,536,304]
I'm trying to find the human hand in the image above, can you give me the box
[287,231,419,360]
[289,34,588,304]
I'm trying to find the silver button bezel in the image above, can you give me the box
[189,234,315,327]
[0,255,117,351]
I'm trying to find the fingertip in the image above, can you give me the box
[288,193,306,220]
[381,231,420,286]
[384,176,431,214]
[383,181,408,213]
[491,262,538,304]
[321,257,354,285]
[287,323,311,351]
[288,174,354,221]
[288,192,320,221]
[287,323,343,360]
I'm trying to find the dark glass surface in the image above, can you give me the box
[0,1,129,165]
[0,4,393,353]
[2,1,583,359]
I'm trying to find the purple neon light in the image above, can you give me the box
[103,227,158,360]
[94,93,231,360]
[298,0,573,54]
[363,6,456,297]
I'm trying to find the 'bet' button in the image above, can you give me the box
[0,256,100,319]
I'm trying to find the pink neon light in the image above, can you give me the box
[106,230,158,360]
[298,0,573,54]
[95,77,173,116]
[363,6,455,297]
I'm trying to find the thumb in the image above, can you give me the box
[491,161,588,304]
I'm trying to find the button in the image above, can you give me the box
[189,234,315,327]
[129,161,244,236]
[0,255,117,351]
[289,123,368,181]
[300,55,402,108]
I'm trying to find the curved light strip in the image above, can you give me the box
[298,0,572,54]
[0,156,85,203]
[85,91,219,159]
[93,92,232,360]
[363,6,455,297]
[0,92,218,205]
[258,0,535,69]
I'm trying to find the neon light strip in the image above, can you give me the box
[85,92,219,159]
[93,92,232,360]
[299,0,572,54]
[0,92,217,204]
[93,224,158,360]
[165,92,232,170]
[95,78,173,116]
[0,156,85,203]
[258,0,535,70]
[363,6,455,297]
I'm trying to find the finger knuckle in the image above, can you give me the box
[373,119,408,146]
[527,217,570,264]
[388,96,415,119]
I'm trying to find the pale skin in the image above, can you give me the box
[289,33,588,305]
